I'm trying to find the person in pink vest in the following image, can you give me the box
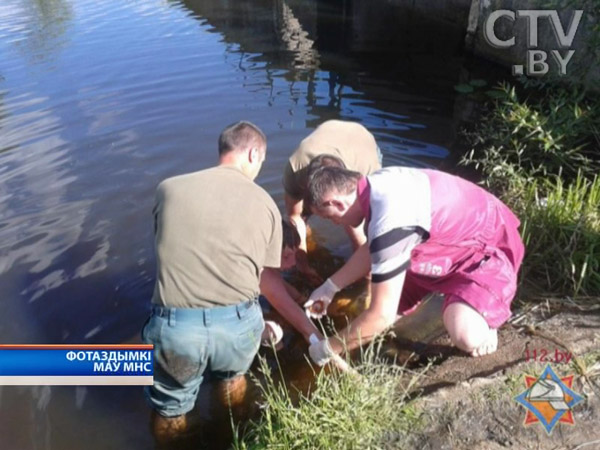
[303,166,524,363]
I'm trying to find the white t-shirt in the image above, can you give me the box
[366,167,431,283]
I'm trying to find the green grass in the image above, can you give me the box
[233,344,428,450]
[462,82,600,299]
[462,83,600,192]
[511,172,600,297]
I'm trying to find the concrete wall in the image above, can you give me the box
[386,0,473,28]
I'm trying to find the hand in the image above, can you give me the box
[304,278,340,319]
[308,337,336,366]
[308,334,353,373]
[261,321,284,349]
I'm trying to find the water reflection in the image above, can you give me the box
[279,2,319,70]
[179,0,453,163]
[5,0,73,64]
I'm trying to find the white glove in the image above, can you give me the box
[304,278,340,319]
[308,336,336,366]
[261,321,284,348]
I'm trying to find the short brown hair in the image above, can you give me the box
[218,121,266,156]
[307,166,361,209]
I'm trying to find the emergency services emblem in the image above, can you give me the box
[514,364,584,434]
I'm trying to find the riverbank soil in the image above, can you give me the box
[399,302,600,450]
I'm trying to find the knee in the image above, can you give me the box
[443,302,489,353]
[447,326,487,353]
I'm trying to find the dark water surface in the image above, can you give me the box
[0,0,504,448]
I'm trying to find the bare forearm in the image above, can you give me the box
[330,309,392,353]
[283,280,305,304]
[260,269,322,342]
[270,292,322,342]
[329,274,405,354]
[330,243,371,289]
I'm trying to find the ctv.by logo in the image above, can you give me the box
[484,10,584,76]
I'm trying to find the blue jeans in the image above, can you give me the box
[142,299,264,417]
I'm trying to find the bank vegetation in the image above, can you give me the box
[462,80,600,298]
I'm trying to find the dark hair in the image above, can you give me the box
[299,155,347,216]
[306,154,346,180]
[218,121,266,156]
[307,166,361,209]
[282,220,301,249]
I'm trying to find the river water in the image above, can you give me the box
[0,0,505,448]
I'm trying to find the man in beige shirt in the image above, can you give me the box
[283,120,382,285]
[143,121,320,444]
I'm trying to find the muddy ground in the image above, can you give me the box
[394,301,600,450]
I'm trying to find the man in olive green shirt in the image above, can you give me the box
[283,120,382,281]
[144,121,319,444]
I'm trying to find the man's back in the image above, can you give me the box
[152,165,282,308]
[283,120,381,199]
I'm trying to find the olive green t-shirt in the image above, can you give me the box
[151,166,282,308]
[283,120,381,199]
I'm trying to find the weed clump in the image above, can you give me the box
[462,83,600,190]
[233,346,426,450]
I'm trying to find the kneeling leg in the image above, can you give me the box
[443,299,498,357]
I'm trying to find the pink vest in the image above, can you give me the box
[422,169,524,268]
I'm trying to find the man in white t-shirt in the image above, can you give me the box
[303,166,524,364]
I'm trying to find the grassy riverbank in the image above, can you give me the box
[462,81,600,298]
[233,80,600,449]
